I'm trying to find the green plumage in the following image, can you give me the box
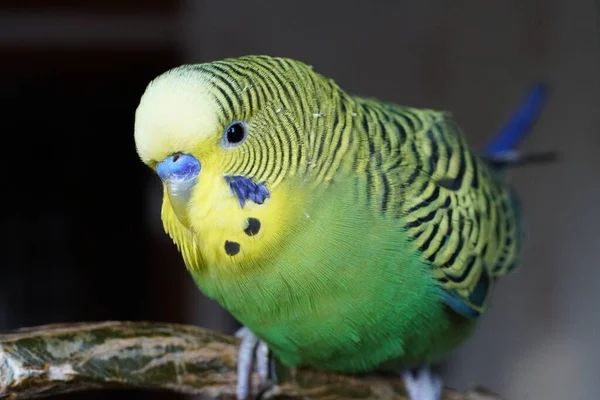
[135,55,526,376]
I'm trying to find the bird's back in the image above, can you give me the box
[347,98,524,305]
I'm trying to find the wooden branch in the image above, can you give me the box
[0,321,501,399]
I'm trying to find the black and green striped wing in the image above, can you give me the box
[364,105,523,318]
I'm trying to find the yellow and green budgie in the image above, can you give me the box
[134,55,550,400]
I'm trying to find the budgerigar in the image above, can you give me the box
[133,56,549,400]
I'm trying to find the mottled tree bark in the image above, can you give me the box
[0,321,501,399]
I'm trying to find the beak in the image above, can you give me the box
[156,153,201,228]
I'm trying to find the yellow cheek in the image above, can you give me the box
[187,174,306,268]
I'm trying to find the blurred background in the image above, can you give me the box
[1,1,598,399]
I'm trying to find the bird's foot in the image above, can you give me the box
[235,326,278,400]
[401,365,443,400]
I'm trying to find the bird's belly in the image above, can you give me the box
[237,291,476,374]
[254,317,406,373]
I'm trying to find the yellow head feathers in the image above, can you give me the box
[134,66,220,167]
[134,55,339,186]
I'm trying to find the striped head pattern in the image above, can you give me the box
[134,55,340,189]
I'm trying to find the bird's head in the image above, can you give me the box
[134,56,339,269]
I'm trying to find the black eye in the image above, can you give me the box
[222,121,247,148]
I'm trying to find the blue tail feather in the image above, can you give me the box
[483,82,549,157]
